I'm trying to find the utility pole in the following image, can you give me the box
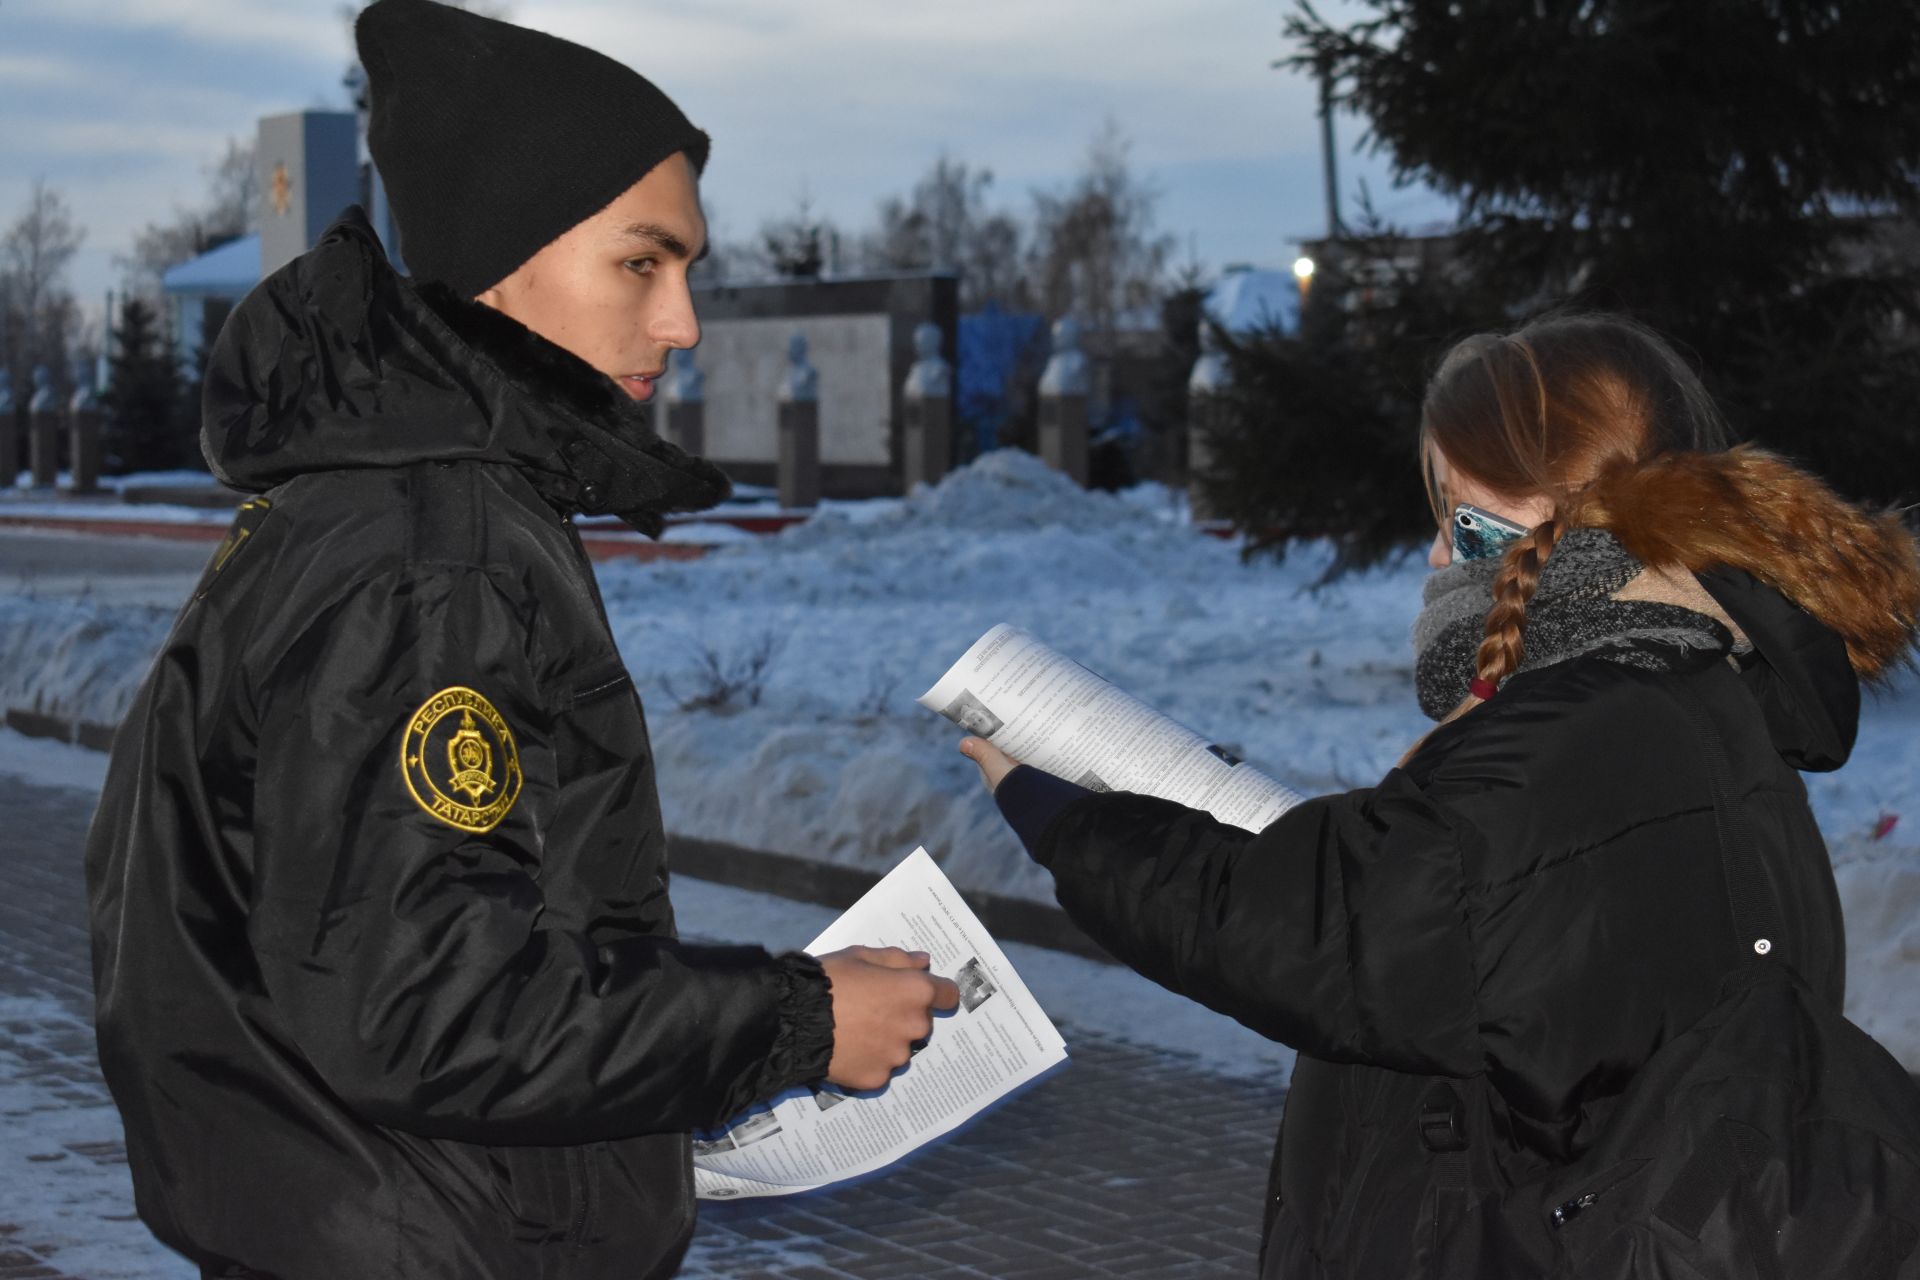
[1271,45,1344,243]
[1317,54,1342,240]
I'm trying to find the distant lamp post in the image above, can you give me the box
[1293,255,1316,304]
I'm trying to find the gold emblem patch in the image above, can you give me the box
[401,686,523,833]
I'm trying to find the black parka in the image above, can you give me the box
[1027,570,1857,1278]
[83,209,835,1280]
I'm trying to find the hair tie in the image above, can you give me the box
[1469,677,1499,701]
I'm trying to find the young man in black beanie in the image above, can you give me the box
[84,2,956,1277]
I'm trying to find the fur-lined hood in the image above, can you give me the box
[1577,446,1920,684]
[200,205,729,535]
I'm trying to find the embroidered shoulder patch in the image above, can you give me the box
[401,686,524,833]
[192,497,271,601]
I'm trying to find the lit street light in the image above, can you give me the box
[1293,255,1316,304]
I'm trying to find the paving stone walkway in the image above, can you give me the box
[0,774,1286,1279]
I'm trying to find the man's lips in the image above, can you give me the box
[618,371,664,401]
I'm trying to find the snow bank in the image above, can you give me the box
[0,497,229,524]
[0,594,170,728]
[597,451,1425,901]
[1832,837,1920,1064]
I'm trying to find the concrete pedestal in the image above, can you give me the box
[778,401,821,510]
[1038,392,1089,487]
[66,405,102,494]
[902,394,952,489]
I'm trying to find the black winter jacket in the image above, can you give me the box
[1007,570,1857,1278]
[84,209,835,1280]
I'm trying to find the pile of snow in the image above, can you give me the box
[108,469,224,492]
[0,594,170,728]
[0,497,230,524]
[1830,837,1920,1065]
[594,451,1423,901]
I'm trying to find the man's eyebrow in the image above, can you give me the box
[618,222,709,262]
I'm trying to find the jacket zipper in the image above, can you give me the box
[565,1145,592,1245]
[1551,1191,1598,1227]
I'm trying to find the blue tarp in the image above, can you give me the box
[956,303,1047,453]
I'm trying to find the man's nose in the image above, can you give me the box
[652,281,700,353]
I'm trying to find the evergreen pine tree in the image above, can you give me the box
[1288,0,1920,507]
[102,297,185,474]
[169,334,214,474]
[1203,0,1920,568]
[1198,215,1494,576]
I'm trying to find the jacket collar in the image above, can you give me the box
[201,206,729,535]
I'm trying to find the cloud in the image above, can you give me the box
[7,121,217,169]
[1,0,1451,318]
[509,0,1342,254]
[25,0,340,53]
[0,52,88,87]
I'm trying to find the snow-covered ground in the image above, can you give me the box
[1,450,1915,1068]
[8,467,222,494]
[0,992,199,1280]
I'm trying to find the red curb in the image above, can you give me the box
[576,536,711,563]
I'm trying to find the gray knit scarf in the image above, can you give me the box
[1412,528,1734,721]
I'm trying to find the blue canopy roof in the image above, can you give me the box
[1205,268,1300,335]
[162,234,261,297]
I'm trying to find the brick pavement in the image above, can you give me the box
[0,773,1287,1279]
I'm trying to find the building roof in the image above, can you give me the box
[162,234,261,297]
[1205,268,1300,335]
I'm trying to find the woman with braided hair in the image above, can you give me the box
[960,312,1920,1278]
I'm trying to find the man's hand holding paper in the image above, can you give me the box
[820,946,960,1091]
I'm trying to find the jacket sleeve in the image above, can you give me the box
[1032,770,1484,1076]
[245,565,834,1145]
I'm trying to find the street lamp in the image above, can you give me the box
[1293,255,1316,304]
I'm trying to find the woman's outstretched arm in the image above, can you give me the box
[966,741,1484,1077]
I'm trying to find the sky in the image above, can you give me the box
[0,0,1454,331]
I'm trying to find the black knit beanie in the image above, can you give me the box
[355,0,710,298]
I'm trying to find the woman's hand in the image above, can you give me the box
[959,737,1021,794]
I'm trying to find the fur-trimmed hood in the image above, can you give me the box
[200,205,729,535]
[1577,446,1920,685]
